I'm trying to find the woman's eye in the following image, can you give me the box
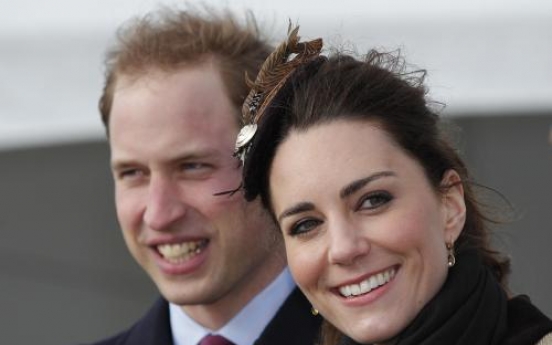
[358,191,392,210]
[289,218,322,236]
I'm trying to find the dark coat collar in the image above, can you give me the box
[90,288,321,345]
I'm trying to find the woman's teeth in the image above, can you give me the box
[339,268,396,297]
[157,240,207,263]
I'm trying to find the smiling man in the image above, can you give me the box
[90,6,320,345]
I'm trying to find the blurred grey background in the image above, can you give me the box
[1,0,551,344]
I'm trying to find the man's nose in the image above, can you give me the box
[143,176,187,231]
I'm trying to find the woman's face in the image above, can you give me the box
[269,119,465,344]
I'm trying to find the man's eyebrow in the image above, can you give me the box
[339,171,396,199]
[277,202,315,222]
[110,159,137,171]
[172,148,220,161]
[110,148,225,170]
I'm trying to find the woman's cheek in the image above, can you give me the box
[286,240,324,292]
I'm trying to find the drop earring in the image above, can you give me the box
[446,242,456,267]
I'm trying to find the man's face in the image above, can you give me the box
[108,64,283,319]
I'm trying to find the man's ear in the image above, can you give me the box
[441,169,466,242]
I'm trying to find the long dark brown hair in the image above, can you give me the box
[242,50,511,344]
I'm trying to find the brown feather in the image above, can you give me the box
[242,24,323,124]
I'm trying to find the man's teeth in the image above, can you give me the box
[339,268,396,298]
[157,240,206,263]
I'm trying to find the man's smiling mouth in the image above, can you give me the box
[157,240,208,263]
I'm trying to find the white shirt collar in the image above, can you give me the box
[170,268,295,345]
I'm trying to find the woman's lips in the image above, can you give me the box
[336,266,397,298]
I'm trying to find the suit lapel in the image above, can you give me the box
[254,288,322,345]
[124,297,173,345]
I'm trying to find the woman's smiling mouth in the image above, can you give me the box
[338,267,397,298]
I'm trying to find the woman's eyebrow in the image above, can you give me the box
[339,171,396,199]
[277,202,315,222]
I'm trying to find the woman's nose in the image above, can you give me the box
[328,221,370,265]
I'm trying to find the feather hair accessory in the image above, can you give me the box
[234,23,323,162]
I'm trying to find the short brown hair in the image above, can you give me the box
[99,5,273,133]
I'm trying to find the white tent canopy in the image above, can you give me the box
[1,0,551,149]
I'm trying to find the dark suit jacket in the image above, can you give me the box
[90,288,321,345]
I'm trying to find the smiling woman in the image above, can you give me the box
[238,27,552,345]
[269,120,466,344]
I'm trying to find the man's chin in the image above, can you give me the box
[158,284,215,306]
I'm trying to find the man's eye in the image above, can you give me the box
[181,162,209,171]
[289,218,322,237]
[358,191,392,210]
[118,169,142,179]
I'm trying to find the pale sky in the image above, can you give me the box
[2,0,551,34]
